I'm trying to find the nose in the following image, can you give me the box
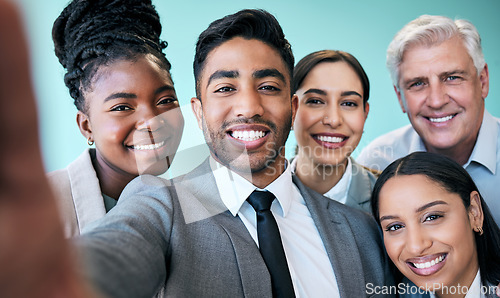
[322,104,342,128]
[136,107,166,132]
[234,88,264,118]
[405,226,432,256]
[427,83,449,109]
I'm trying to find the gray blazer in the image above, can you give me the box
[79,158,394,298]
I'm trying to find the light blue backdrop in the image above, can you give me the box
[16,0,500,178]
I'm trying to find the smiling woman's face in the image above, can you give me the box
[80,54,184,177]
[378,174,481,293]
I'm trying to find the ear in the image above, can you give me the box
[479,64,489,99]
[468,191,484,232]
[364,101,370,120]
[291,94,298,127]
[76,111,93,141]
[394,85,407,113]
[191,97,203,130]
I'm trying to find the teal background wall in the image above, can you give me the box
[15,0,500,178]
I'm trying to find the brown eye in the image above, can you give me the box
[110,105,131,112]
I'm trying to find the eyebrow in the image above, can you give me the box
[253,68,286,83]
[303,88,327,96]
[207,70,238,87]
[341,90,362,98]
[103,85,175,103]
[303,89,362,98]
[415,200,448,213]
[379,200,448,222]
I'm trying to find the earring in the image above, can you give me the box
[475,226,483,236]
[87,137,94,146]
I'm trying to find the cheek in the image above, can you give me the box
[401,92,424,114]
[162,109,185,132]
[346,112,366,135]
[383,236,402,264]
[202,102,228,127]
[294,108,318,130]
[94,118,133,144]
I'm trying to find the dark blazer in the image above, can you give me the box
[79,158,394,297]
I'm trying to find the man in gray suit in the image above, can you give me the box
[79,9,394,298]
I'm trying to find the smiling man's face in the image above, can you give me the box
[191,37,296,185]
[395,36,489,163]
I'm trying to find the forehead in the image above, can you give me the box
[379,175,463,213]
[92,55,172,87]
[300,61,362,89]
[200,37,290,86]
[399,37,473,76]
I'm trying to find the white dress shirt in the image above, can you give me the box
[210,157,340,298]
[290,157,353,205]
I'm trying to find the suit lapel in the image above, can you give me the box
[175,159,272,298]
[293,174,366,297]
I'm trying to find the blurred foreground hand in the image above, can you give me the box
[0,1,97,297]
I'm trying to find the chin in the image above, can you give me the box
[136,157,172,176]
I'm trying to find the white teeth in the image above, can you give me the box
[132,141,165,151]
[317,135,344,143]
[429,115,453,123]
[413,255,445,269]
[231,130,265,142]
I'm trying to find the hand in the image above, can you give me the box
[0,1,96,297]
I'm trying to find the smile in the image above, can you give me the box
[230,130,267,142]
[406,253,447,276]
[428,114,455,123]
[411,254,446,269]
[132,141,165,151]
[315,135,345,143]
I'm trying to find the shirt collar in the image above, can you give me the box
[466,110,498,174]
[409,128,427,152]
[210,156,293,217]
[291,156,352,202]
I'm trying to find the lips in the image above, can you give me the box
[406,253,447,276]
[312,133,348,149]
[126,133,169,152]
[227,124,270,150]
[425,114,457,123]
[230,130,267,142]
[131,140,166,151]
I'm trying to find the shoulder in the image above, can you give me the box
[357,125,416,171]
[352,159,380,180]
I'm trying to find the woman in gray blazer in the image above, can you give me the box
[291,50,377,213]
[372,152,500,298]
[47,0,184,237]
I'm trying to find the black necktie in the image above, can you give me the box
[247,190,295,298]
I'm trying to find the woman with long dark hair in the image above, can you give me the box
[372,152,500,297]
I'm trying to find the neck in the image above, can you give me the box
[434,267,479,298]
[295,152,347,194]
[227,156,287,189]
[92,150,136,200]
[426,142,475,166]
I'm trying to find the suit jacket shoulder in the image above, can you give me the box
[80,159,272,298]
[345,158,378,213]
[47,148,105,237]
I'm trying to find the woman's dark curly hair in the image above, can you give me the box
[52,0,171,112]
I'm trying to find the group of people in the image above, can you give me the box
[2,0,500,297]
